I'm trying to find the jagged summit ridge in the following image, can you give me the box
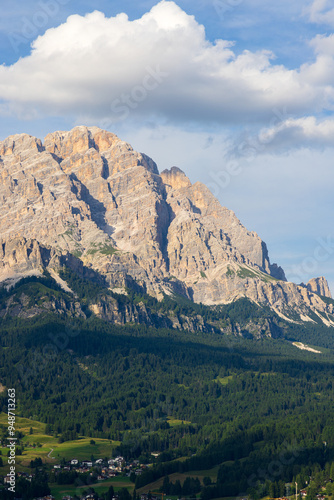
[0,126,332,324]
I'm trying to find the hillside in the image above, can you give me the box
[1,312,334,500]
[1,125,334,500]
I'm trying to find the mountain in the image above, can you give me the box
[0,125,333,329]
[2,127,334,500]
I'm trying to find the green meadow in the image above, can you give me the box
[0,413,119,472]
[50,477,134,500]
[137,465,220,494]
[166,417,191,427]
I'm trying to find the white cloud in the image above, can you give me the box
[298,34,334,88]
[0,1,334,127]
[258,116,334,151]
[306,0,334,26]
[227,114,334,158]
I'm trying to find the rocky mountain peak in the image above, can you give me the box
[160,166,192,190]
[44,126,119,160]
[307,277,332,298]
[0,133,43,159]
[0,126,333,326]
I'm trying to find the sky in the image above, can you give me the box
[0,0,334,291]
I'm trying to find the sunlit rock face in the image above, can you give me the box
[0,126,332,322]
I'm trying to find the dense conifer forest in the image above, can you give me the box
[1,275,334,499]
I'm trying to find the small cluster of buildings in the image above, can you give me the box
[299,488,327,500]
[139,495,161,500]
[3,471,34,485]
[277,493,326,500]
[60,494,120,500]
[53,456,145,479]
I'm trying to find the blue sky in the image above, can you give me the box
[1,0,334,291]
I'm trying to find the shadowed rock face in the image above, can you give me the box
[0,126,332,322]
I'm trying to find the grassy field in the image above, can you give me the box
[0,413,45,434]
[137,465,219,494]
[0,413,119,473]
[166,417,191,427]
[45,438,117,462]
[50,477,134,500]
[213,376,233,385]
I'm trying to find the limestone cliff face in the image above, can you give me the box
[0,238,101,286]
[0,126,332,324]
[307,277,332,299]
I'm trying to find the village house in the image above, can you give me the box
[75,467,88,474]
[17,472,32,481]
[140,494,159,500]
[82,461,93,468]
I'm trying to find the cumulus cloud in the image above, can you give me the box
[259,116,334,150]
[298,34,334,90]
[0,1,334,127]
[228,114,334,159]
[306,0,334,26]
